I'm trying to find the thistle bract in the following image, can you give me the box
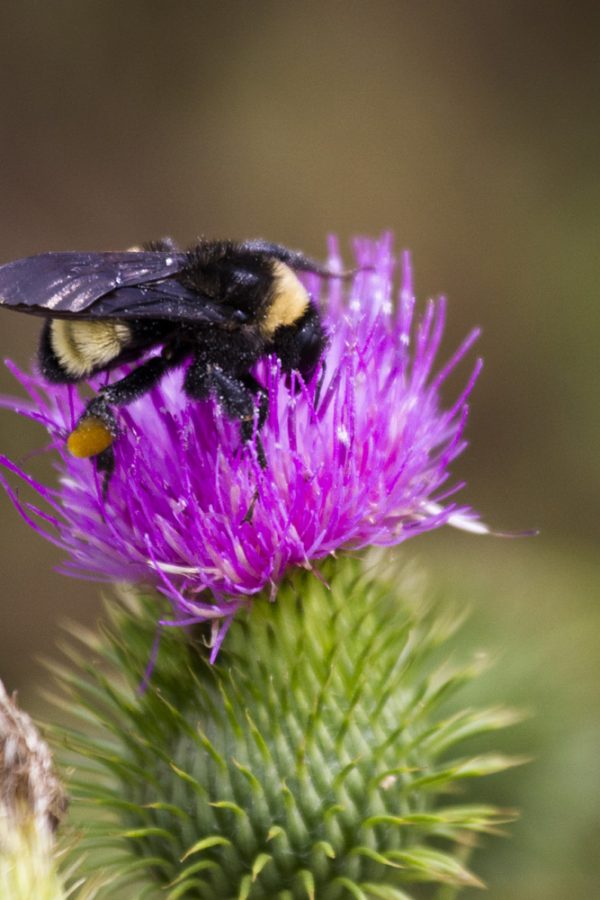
[1,235,484,645]
[52,557,519,899]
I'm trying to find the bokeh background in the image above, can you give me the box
[0,2,598,897]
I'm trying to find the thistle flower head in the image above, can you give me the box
[1,235,485,647]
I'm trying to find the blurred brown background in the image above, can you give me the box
[0,2,598,897]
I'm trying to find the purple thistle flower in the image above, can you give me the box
[0,235,487,652]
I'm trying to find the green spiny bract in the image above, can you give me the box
[48,558,520,899]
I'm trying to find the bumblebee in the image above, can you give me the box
[0,238,333,486]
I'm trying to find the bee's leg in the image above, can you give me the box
[95,446,115,499]
[97,355,173,411]
[83,356,172,430]
[184,362,268,467]
[238,374,268,468]
[314,359,327,409]
[67,354,180,484]
[240,374,269,429]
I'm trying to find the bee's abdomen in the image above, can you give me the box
[46,319,132,379]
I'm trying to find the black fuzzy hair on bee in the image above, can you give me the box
[0,238,343,490]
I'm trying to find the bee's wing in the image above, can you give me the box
[87,280,231,324]
[0,251,238,325]
[0,252,188,314]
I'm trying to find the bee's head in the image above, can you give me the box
[270,302,327,390]
[294,304,328,384]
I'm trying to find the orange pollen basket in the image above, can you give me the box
[67,417,114,458]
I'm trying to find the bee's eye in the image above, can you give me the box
[231,309,248,323]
